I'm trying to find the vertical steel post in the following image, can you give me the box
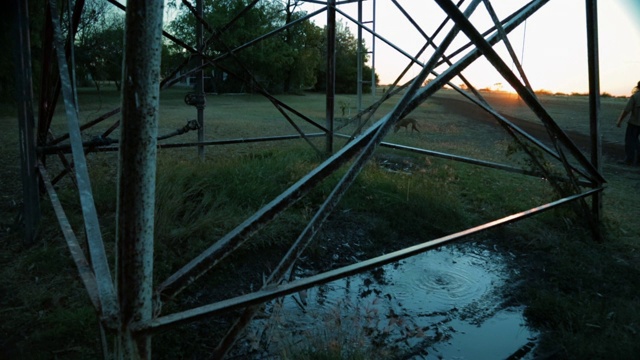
[37,6,55,151]
[357,0,363,115]
[12,0,40,243]
[116,1,164,358]
[371,0,377,96]
[325,0,336,154]
[196,0,205,160]
[586,0,603,233]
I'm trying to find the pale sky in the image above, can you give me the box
[301,0,640,97]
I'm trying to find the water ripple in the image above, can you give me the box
[387,249,502,311]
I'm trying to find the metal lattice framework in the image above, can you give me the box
[12,0,605,358]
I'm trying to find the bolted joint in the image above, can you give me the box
[184,92,206,108]
[185,119,200,131]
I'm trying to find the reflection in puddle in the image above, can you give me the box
[239,245,536,359]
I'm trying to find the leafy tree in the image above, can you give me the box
[315,20,378,94]
[167,0,323,94]
[74,2,125,90]
[276,0,322,93]
[161,41,187,81]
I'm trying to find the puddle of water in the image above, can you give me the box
[430,310,533,359]
[237,245,537,359]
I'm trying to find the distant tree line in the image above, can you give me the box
[167,0,377,94]
[1,1,44,106]
[1,0,378,102]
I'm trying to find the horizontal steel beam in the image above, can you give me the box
[39,133,326,154]
[434,0,604,184]
[373,140,593,187]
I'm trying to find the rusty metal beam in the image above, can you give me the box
[37,0,85,157]
[389,1,590,186]
[433,0,605,243]
[481,0,533,91]
[384,0,471,101]
[48,0,118,321]
[344,2,592,185]
[325,0,337,154]
[433,0,604,185]
[155,127,377,300]
[39,133,326,154]
[115,0,165,357]
[108,0,328,157]
[195,0,205,159]
[38,162,102,311]
[376,140,592,187]
[157,7,482,354]
[586,0,603,225]
[37,1,55,149]
[155,0,548,303]
[136,188,602,334]
[47,107,121,146]
[22,1,609,357]
[444,79,594,181]
[12,0,40,243]
[206,56,326,155]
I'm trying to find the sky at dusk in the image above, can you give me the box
[301,0,640,97]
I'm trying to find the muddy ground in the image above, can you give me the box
[2,90,639,358]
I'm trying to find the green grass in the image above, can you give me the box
[1,88,640,359]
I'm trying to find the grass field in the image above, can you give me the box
[1,86,639,359]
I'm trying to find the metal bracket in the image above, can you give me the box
[184,92,206,108]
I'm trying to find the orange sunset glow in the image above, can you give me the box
[302,0,640,97]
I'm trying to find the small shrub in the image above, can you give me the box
[534,89,553,96]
